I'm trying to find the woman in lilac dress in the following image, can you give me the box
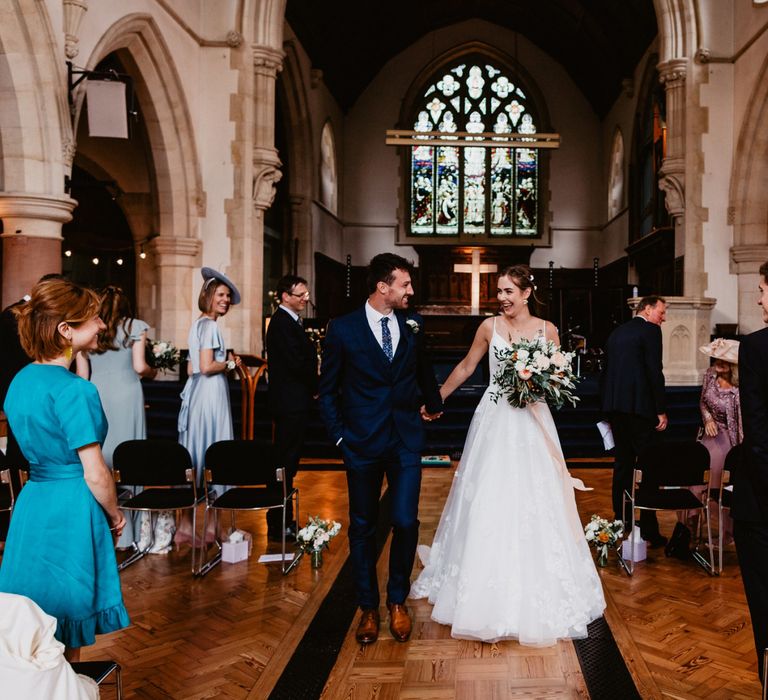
[697,338,742,539]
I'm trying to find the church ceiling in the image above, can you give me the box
[285,0,657,117]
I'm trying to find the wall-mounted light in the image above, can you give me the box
[139,243,147,260]
[64,250,72,257]
[92,257,99,265]
[116,258,124,266]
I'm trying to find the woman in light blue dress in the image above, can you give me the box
[0,279,129,662]
[176,267,241,542]
[76,287,163,550]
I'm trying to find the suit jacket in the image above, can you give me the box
[318,306,443,458]
[733,327,768,523]
[600,316,666,421]
[266,307,318,415]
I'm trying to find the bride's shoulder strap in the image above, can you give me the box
[492,315,497,334]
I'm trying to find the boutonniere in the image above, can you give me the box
[405,318,420,334]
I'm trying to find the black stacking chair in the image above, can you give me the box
[112,440,198,574]
[710,443,741,573]
[196,440,300,577]
[619,440,715,576]
[70,661,123,698]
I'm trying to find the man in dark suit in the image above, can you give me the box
[265,274,318,541]
[601,295,668,545]
[319,253,443,644]
[734,261,768,681]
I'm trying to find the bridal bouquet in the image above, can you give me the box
[145,339,181,372]
[297,515,342,568]
[585,515,624,567]
[489,336,579,409]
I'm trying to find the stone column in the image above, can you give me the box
[731,245,768,334]
[0,194,77,305]
[289,194,313,287]
[227,44,283,354]
[147,236,202,346]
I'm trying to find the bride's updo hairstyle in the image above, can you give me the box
[14,279,101,362]
[499,264,543,313]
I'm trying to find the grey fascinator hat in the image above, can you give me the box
[200,267,241,305]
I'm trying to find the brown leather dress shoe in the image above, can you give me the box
[387,602,412,642]
[356,608,380,644]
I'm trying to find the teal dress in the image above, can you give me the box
[0,364,130,648]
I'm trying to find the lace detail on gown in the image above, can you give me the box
[410,321,605,645]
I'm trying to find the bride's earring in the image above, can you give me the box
[523,299,529,306]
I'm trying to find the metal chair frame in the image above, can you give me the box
[196,440,300,577]
[113,440,198,574]
[708,443,741,574]
[70,660,123,699]
[0,467,15,516]
[618,442,716,576]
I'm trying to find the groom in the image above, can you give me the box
[319,253,443,644]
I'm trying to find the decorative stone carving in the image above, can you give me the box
[252,45,284,76]
[669,324,691,365]
[695,48,711,64]
[61,137,77,167]
[658,171,685,217]
[0,193,77,236]
[226,31,243,48]
[252,162,283,211]
[63,0,88,59]
[658,58,687,87]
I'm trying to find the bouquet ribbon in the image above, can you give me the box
[528,402,593,542]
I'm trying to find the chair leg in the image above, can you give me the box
[692,505,717,575]
[196,507,222,577]
[718,503,724,574]
[116,663,123,700]
[117,511,152,571]
[190,506,197,575]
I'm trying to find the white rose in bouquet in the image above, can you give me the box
[550,351,567,369]
[534,352,551,371]
[516,348,530,361]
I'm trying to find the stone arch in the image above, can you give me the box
[82,14,203,242]
[0,0,73,195]
[653,0,698,64]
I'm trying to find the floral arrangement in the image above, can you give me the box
[489,335,579,409]
[145,339,181,372]
[297,515,341,553]
[584,515,624,566]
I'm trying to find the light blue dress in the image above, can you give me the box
[88,318,149,469]
[178,317,233,484]
[0,364,130,648]
[89,318,150,547]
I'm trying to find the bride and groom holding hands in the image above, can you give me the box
[318,253,605,647]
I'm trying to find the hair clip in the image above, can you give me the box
[529,274,535,281]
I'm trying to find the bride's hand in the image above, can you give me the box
[420,405,443,422]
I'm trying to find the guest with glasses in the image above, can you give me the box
[265,275,318,541]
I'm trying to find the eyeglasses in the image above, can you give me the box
[289,291,310,299]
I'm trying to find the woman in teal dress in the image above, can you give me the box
[0,279,129,662]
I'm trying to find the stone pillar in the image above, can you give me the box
[147,236,202,346]
[731,245,768,334]
[227,44,283,354]
[629,296,716,386]
[0,194,77,305]
[289,194,313,288]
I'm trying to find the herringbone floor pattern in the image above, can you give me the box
[77,467,763,698]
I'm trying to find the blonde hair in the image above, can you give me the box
[14,279,101,361]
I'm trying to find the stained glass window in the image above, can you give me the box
[408,58,541,238]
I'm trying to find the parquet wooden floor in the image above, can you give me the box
[78,466,764,699]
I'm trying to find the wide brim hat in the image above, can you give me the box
[699,337,739,364]
[201,267,241,305]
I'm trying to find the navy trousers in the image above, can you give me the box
[343,435,422,609]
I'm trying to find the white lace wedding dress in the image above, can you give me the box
[410,321,606,645]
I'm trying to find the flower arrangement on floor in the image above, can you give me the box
[490,335,579,409]
[584,515,624,567]
[297,515,342,568]
[145,339,181,373]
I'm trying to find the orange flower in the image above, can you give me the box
[597,532,610,543]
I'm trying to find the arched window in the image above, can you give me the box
[607,128,625,220]
[319,121,338,214]
[406,55,543,241]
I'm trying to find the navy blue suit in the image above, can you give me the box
[734,328,768,678]
[601,316,665,536]
[319,306,442,608]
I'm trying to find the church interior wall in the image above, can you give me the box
[339,19,604,272]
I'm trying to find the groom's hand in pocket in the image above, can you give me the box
[420,405,443,422]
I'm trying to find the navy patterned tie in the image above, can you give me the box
[381,317,393,362]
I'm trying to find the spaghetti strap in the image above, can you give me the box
[493,316,497,335]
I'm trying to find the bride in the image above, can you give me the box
[410,264,606,645]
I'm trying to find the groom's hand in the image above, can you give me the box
[420,405,443,422]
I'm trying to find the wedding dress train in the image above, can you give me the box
[410,324,606,646]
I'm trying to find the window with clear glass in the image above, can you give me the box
[408,59,541,239]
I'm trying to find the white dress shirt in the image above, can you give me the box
[278,304,300,322]
[365,301,400,356]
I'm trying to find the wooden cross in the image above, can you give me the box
[453,249,497,315]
